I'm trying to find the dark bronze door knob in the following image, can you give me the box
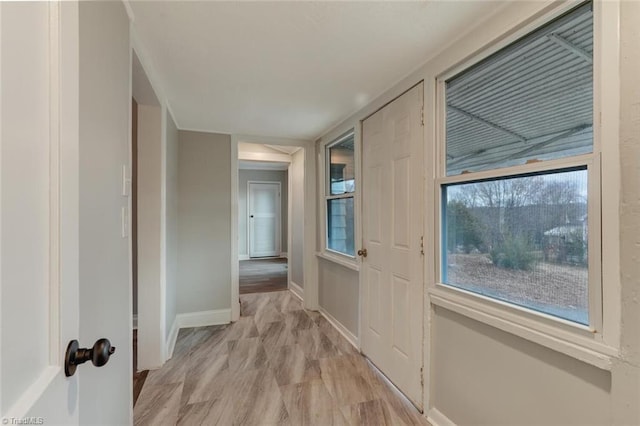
[65,338,116,377]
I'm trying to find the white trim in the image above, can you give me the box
[132,314,138,330]
[303,144,319,311]
[318,305,359,350]
[429,288,615,371]
[159,104,168,361]
[165,316,179,361]
[287,164,292,296]
[231,136,240,321]
[596,0,621,349]
[239,254,250,261]
[239,151,292,164]
[427,408,457,426]
[4,366,60,419]
[280,252,288,258]
[316,251,360,272]
[176,309,232,329]
[48,0,62,368]
[290,281,304,300]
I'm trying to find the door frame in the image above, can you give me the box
[247,180,281,258]
[358,80,426,410]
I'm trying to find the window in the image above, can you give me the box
[439,3,596,326]
[326,132,355,257]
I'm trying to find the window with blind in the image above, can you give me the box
[439,2,596,325]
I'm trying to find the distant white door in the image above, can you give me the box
[0,1,131,423]
[360,83,424,409]
[249,182,281,258]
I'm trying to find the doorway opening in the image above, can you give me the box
[131,49,164,405]
[237,143,305,298]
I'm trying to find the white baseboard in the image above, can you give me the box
[427,408,457,426]
[165,316,179,360]
[239,254,250,261]
[132,314,138,330]
[318,305,359,349]
[289,280,304,300]
[280,252,288,258]
[176,308,232,329]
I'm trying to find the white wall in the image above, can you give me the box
[238,169,288,257]
[137,104,164,370]
[314,1,640,424]
[290,149,305,287]
[165,111,179,339]
[77,1,131,423]
[178,130,232,314]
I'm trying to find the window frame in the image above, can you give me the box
[323,130,357,261]
[429,0,620,368]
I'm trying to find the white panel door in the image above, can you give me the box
[361,83,424,409]
[249,182,280,258]
[0,2,131,424]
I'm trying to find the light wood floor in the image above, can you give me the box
[239,258,288,294]
[134,291,429,425]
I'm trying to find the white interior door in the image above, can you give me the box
[360,83,424,409]
[0,2,131,423]
[249,182,281,258]
[0,3,81,422]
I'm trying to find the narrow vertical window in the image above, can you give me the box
[326,132,355,256]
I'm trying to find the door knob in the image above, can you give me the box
[65,338,116,377]
[357,248,368,258]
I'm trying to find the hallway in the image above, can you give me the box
[133,291,429,425]
[239,258,288,294]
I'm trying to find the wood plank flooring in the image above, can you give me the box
[134,291,429,426]
[133,329,149,407]
[239,258,288,294]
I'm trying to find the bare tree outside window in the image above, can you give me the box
[443,169,588,323]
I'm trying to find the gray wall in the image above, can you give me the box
[432,307,612,424]
[165,112,179,336]
[177,130,231,313]
[78,1,131,423]
[136,104,163,369]
[290,150,305,286]
[238,169,288,257]
[318,259,359,335]
[311,2,640,424]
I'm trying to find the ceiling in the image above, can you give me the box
[130,1,504,140]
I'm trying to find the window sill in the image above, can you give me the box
[428,285,618,371]
[316,251,360,272]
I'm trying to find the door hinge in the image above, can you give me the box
[420,366,424,387]
[420,106,424,126]
[420,236,424,255]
